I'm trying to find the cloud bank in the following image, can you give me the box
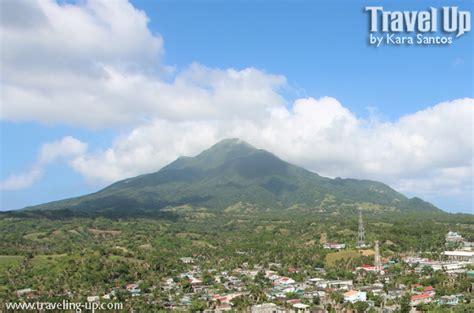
[0,0,472,208]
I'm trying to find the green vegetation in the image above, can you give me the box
[0,208,473,309]
[0,139,472,311]
[20,139,440,216]
[0,255,23,271]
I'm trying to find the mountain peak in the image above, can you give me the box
[211,138,254,149]
[188,138,258,169]
[23,139,441,215]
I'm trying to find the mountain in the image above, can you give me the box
[22,138,440,215]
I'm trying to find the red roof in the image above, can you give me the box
[288,267,298,273]
[423,286,434,292]
[344,290,359,296]
[411,293,432,301]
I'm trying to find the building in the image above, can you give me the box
[410,293,434,306]
[356,264,377,272]
[462,241,474,251]
[16,288,36,299]
[437,295,462,305]
[292,303,310,312]
[323,242,346,250]
[125,283,141,296]
[251,303,285,313]
[87,296,100,302]
[446,231,463,242]
[313,279,353,290]
[422,286,435,295]
[274,277,296,286]
[430,262,466,274]
[443,251,474,263]
[343,290,367,303]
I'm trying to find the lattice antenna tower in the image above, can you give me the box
[358,207,366,247]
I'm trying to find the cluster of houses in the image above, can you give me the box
[114,232,471,312]
[402,231,474,278]
[14,231,473,312]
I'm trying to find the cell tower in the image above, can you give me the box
[357,207,366,247]
[374,240,382,272]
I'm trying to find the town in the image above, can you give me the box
[9,210,473,312]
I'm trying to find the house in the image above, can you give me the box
[422,286,435,295]
[288,267,299,273]
[180,257,194,264]
[214,303,233,311]
[437,295,461,305]
[87,296,100,302]
[411,293,434,306]
[274,277,296,286]
[314,280,353,290]
[125,283,141,296]
[323,242,346,250]
[356,264,377,272]
[212,292,245,305]
[251,303,285,313]
[189,277,203,285]
[287,299,302,305]
[16,288,35,298]
[343,290,366,303]
[446,231,463,242]
[386,289,404,300]
[180,295,192,305]
[292,302,310,312]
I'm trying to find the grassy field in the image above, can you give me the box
[325,250,361,266]
[0,255,23,271]
[23,232,48,240]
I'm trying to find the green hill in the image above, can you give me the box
[22,138,440,215]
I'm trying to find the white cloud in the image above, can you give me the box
[0,1,472,208]
[69,97,473,204]
[0,0,285,127]
[0,137,87,190]
[0,166,43,191]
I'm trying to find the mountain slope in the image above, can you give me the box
[23,138,440,214]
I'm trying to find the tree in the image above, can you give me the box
[400,294,411,313]
[330,291,344,304]
[313,295,321,305]
[354,301,369,313]
[190,299,206,312]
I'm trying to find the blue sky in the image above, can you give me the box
[131,0,473,116]
[1,0,472,213]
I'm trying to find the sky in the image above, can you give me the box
[0,0,472,213]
